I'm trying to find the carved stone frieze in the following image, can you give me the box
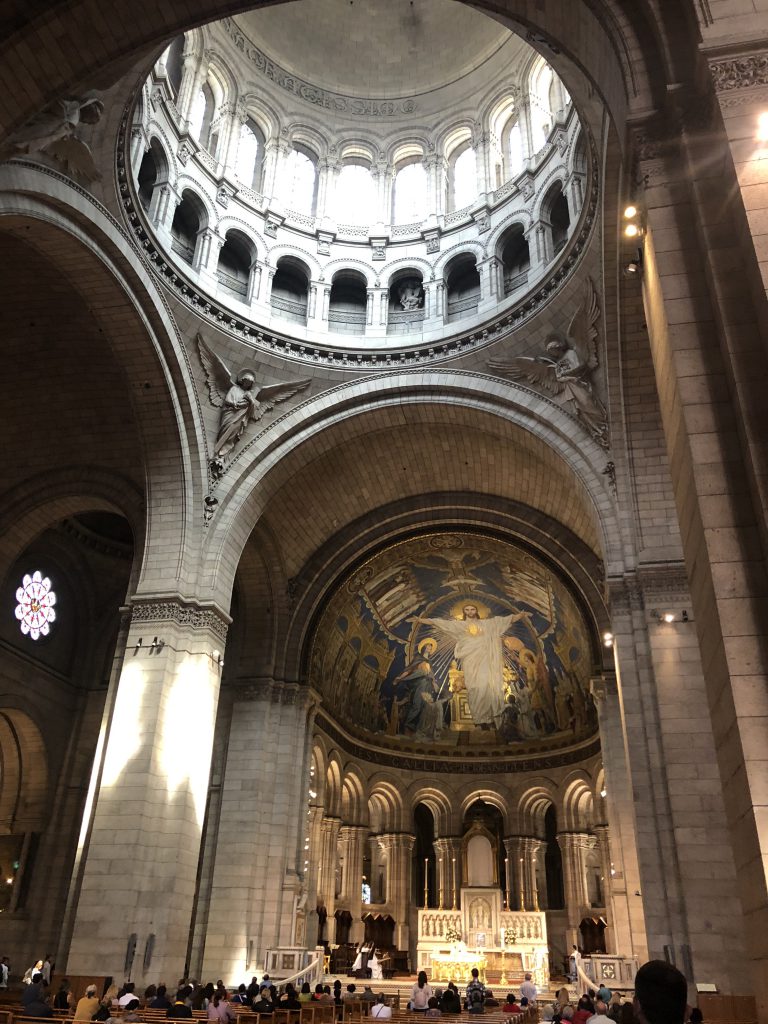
[221,17,417,117]
[316,708,600,774]
[710,52,768,93]
[130,597,230,640]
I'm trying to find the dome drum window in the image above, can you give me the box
[270,257,311,325]
[132,17,590,351]
[217,230,255,298]
[328,272,368,334]
[445,255,480,323]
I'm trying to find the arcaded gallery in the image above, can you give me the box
[0,0,766,1020]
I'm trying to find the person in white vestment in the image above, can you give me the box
[369,953,383,981]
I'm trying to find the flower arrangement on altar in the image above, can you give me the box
[502,928,517,947]
[445,925,462,944]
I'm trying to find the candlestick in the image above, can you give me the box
[438,857,444,910]
[452,856,457,910]
[424,857,429,909]
[504,856,510,910]
[518,855,525,911]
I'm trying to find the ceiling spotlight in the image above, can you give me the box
[623,205,638,219]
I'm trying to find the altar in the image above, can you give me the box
[416,888,549,990]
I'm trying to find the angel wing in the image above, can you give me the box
[43,137,102,183]
[487,355,563,397]
[566,277,600,370]
[197,333,235,408]
[252,378,311,420]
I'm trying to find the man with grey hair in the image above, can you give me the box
[519,973,537,1004]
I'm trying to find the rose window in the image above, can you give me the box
[15,571,56,640]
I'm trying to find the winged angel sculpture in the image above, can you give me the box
[488,278,608,448]
[0,96,104,182]
[197,334,310,477]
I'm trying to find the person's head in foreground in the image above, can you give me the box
[633,960,688,1024]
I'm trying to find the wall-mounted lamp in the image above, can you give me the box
[624,247,644,278]
[600,787,607,799]
[212,649,224,669]
[757,112,768,143]
[603,631,614,648]
[652,610,690,624]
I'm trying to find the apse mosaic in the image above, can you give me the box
[309,533,597,750]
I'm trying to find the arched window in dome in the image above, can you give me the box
[163,36,184,97]
[498,224,530,295]
[328,271,368,335]
[445,253,480,322]
[284,146,318,215]
[235,117,265,191]
[530,61,555,152]
[542,182,571,258]
[270,256,310,325]
[504,120,525,178]
[449,144,477,212]
[217,229,255,299]
[393,160,427,225]
[335,161,375,225]
[189,81,215,149]
[171,189,205,265]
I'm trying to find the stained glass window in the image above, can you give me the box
[15,571,56,640]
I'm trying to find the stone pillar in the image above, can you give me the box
[201,682,318,980]
[434,837,462,911]
[66,598,228,985]
[317,157,339,220]
[593,825,613,949]
[246,260,261,305]
[176,53,204,126]
[474,133,489,195]
[321,285,331,321]
[625,97,765,999]
[338,824,368,943]
[378,833,415,950]
[589,673,646,960]
[221,102,247,178]
[556,832,592,934]
[317,815,341,937]
[152,183,180,240]
[522,837,543,912]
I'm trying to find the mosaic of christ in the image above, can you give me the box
[308,533,597,748]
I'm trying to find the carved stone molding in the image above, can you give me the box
[228,678,318,709]
[710,52,768,93]
[130,596,230,639]
[315,708,600,774]
[221,17,418,117]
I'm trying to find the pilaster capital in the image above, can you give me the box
[129,594,230,640]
